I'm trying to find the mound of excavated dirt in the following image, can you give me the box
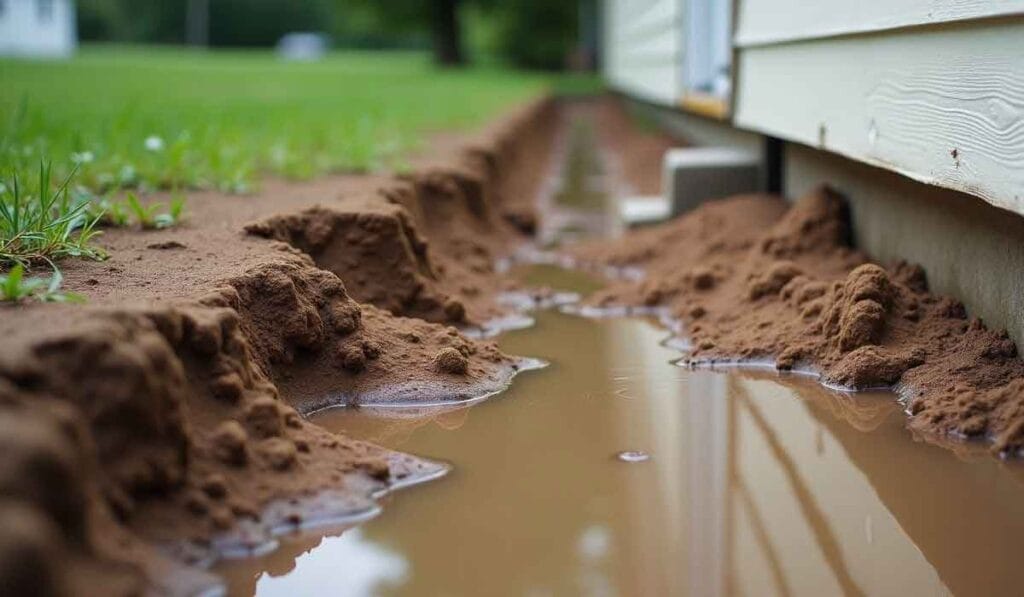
[0,98,556,594]
[246,101,557,326]
[573,187,1024,456]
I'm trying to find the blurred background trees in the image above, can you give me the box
[76,0,597,70]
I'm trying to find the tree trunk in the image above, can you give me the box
[185,0,210,47]
[432,0,464,67]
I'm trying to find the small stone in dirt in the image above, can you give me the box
[434,347,469,374]
[211,421,248,467]
[244,397,284,437]
[258,438,298,471]
[340,344,367,373]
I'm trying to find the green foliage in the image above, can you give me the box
[332,0,584,70]
[208,0,332,47]
[0,264,85,303]
[0,163,105,268]
[76,0,586,69]
[123,193,186,230]
[78,0,329,46]
[1,47,548,196]
[490,0,579,70]
[88,196,130,227]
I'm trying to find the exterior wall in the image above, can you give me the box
[603,0,684,105]
[607,0,1024,347]
[734,5,1024,215]
[0,0,77,58]
[735,0,1024,46]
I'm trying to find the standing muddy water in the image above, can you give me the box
[214,103,1024,597]
[217,277,1024,596]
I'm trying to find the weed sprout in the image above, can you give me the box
[0,162,106,268]
[0,263,84,303]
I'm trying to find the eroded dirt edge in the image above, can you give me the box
[0,98,557,595]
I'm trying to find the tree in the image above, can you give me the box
[333,0,465,66]
[431,0,463,66]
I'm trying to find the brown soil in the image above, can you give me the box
[5,90,1023,595]
[0,98,556,594]
[572,187,1024,456]
[596,97,680,195]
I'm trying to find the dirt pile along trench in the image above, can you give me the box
[4,92,1024,595]
[571,185,1024,455]
[0,98,557,595]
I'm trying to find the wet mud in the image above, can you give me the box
[0,98,559,594]
[218,304,1024,597]
[3,93,1024,596]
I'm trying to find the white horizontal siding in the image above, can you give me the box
[603,0,683,105]
[735,0,1024,46]
[735,19,1024,214]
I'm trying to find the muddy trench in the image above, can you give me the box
[218,102,1024,595]
[4,98,1024,597]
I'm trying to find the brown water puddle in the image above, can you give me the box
[216,282,1024,596]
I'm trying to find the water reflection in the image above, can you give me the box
[252,528,407,596]
[217,309,1024,597]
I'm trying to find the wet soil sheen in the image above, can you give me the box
[218,292,1024,596]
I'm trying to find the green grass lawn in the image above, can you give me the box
[1,45,555,195]
[0,45,602,281]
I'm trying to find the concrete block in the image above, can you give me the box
[663,147,761,215]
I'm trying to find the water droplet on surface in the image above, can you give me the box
[616,450,650,463]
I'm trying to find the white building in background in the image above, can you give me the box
[0,0,77,57]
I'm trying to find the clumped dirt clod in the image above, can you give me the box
[573,186,1024,455]
[434,347,470,374]
[0,98,557,594]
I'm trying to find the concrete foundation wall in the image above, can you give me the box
[786,142,1024,347]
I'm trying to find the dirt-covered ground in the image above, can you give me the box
[0,98,559,595]
[572,188,1024,455]
[4,94,1024,595]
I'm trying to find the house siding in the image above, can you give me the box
[603,0,684,106]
